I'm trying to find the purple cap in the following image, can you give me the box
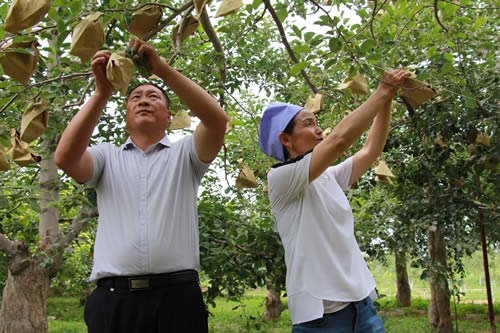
[259,102,304,161]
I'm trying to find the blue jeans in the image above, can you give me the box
[292,297,385,333]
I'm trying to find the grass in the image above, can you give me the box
[33,251,500,331]
[370,251,499,303]
[46,294,499,333]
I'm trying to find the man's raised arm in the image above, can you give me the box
[55,50,115,183]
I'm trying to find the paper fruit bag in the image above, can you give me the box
[20,100,49,143]
[216,0,242,17]
[170,110,191,130]
[304,93,324,114]
[4,0,52,33]
[127,5,163,39]
[235,166,258,188]
[70,12,105,63]
[171,15,199,47]
[106,53,135,95]
[7,129,41,167]
[339,71,369,95]
[398,73,437,109]
[0,41,40,86]
[0,146,9,172]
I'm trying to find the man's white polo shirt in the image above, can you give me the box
[268,152,376,325]
[86,135,210,283]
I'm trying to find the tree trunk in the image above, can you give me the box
[262,288,285,321]
[395,252,411,307]
[427,228,452,333]
[0,242,50,333]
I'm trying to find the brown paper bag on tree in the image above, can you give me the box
[70,12,105,63]
[195,0,210,18]
[398,73,437,109]
[339,71,368,95]
[127,5,163,39]
[170,110,191,130]
[171,15,199,47]
[4,0,52,33]
[106,53,135,96]
[476,133,490,146]
[0,41,40,86]
[225,116,235,134]
[0,146,9,172]
[216,0,242,17]
[235,165,258,188]
[374,160,394,185]
[7,129,41,167]
[304,93,323,114]
[20,99,49,143]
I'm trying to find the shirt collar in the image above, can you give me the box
[121,134,172,151]
[271,150,313,168]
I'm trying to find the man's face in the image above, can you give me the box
[126,84,171,132]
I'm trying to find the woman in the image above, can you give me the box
[258,69,411,332]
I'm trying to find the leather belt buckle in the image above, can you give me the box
[129,278,151,291]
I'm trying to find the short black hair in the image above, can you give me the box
[128,82,171,108]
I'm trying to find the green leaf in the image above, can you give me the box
[293,44,310,54]
[277,7,288,22]
[304,32,315,43]
[251,0,262,9]
[291,25,302,38]
[290,61,307,76]
[473,17,487,30]
[427,46,437,59]
[463,89,476,109]
[70,0,83,15]
[324,58,336,70]
[328,37,342,52]
[440,62,453,75]
[360,39,376,53]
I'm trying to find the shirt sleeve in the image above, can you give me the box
[185,135,211,182]
[85,143,109,187]
[268,153,312,210]
[325,156,353,191]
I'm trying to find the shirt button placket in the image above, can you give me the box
[139,152,149,272]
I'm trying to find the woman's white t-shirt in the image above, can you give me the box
[267,152,376,325]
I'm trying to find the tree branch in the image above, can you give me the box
[262,0,318,94]
[143,1,194,42]
[62,79,95,110]
[308,0,365,72]
[62,207,99,247]
[434,0,448,32]
[169,4,194,65]
[438,0,500,10]
[0,234,14,256]
[396,5,432,41]
[199,7,227,107]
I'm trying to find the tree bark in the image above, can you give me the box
[427,228,452,333]
[0,242,50,333]
[395,251,411,307]
[262,288,285,321]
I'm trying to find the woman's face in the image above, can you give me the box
[280,110,323,160]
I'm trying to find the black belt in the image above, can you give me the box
[97,269,199,291]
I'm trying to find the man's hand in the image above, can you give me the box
[91,50,114,99]
[127,39,164,76]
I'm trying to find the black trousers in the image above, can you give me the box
[84,278,208,333]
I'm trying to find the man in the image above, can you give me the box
[55,39,227,332]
